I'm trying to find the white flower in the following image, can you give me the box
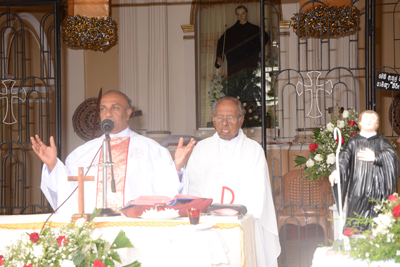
[396,250,400,256]
[326,122,334,132]
[373,213,393,228]
[75,218,86,228]
[60,260,75,267]
[254,115,258,119]
[243,103,247,107]
[306,159,314,168]
[249,117,253,120]
[342,110,349,118]
[91,229,102,240]
[337,120,345,128]
[32,244,45,259]
[314,154,323,162]
[248,109,252,113]
[376,244,380,248]
[366,252,369,257]
[326,153,336,164]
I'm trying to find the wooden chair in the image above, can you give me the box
[277,169,333,245]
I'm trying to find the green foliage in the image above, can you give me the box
[208,54,279,128]
[293,155,308,168]
[111,230,134,249]
[88,207,102,223]
[0,210,139,267]
[122,261,142,267]
[342,194,400,263]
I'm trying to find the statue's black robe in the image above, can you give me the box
[332,134,399,230]
[215,21,269,77]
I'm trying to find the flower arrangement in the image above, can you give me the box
[294,108,358,182]
[338,193,400,263]
[0,208,140,267]
[208,75,227,106]
[236,96,261,128]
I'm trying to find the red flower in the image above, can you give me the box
[336,137,345,145]
[392,204,400,218]
[243,107,246,110]
[23,264,32,267]
[309,143,318,153]
[388,194,398,203]
[93,260,106,267]
[250,105,254,109]
[0,255,5,266]
[343,228,354,237]
[57,235,67,246]
[349,121,356,126]
[29,232,39,243]
[350,133,357,137]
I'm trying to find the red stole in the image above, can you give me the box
[96,137,130,210]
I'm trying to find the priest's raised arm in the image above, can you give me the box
[31,90,195,215]
[329,110,399,230]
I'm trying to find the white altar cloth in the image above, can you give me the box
[0,213,256,267]
[312,247,400,267]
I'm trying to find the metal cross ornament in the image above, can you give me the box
[296,71,333,118]
[0,79,26,125]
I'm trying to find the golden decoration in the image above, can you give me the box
[62,15,117,51]
[291,4,360,38]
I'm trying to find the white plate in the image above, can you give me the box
[140,214,180,220]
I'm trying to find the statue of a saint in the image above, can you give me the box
[329,110,399,230]
[215,5,269,77]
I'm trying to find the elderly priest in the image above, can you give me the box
[31,90,195,215]
[184,96,280,267]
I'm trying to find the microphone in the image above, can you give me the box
[101,119,114,134]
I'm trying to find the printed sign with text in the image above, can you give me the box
[376,72,400,91]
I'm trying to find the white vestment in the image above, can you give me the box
[184,129,280,267]
[41,127,182,215]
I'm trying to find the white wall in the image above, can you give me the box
[167,2,196,136]
[61,46,85,159]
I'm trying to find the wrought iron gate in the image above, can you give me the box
[258,0,384,266]
[0,0,61,215]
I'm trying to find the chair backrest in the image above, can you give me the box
[282,169,332,215]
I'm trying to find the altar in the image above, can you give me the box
[0,213,256,267]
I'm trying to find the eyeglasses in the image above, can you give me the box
[213,116,240,123]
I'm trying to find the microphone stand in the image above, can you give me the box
[98,132,120,217]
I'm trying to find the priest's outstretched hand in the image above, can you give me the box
[31,135,57,172]
[174,137,196,171]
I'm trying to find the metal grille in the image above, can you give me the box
[259,0,373,266]
[0,0,61,215]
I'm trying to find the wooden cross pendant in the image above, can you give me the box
[68,167,94,221]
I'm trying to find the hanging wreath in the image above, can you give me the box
[291,4,360,38]
[62,15,117,51]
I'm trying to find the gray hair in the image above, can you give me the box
[103,90,133,110]
[211,96,245,116]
